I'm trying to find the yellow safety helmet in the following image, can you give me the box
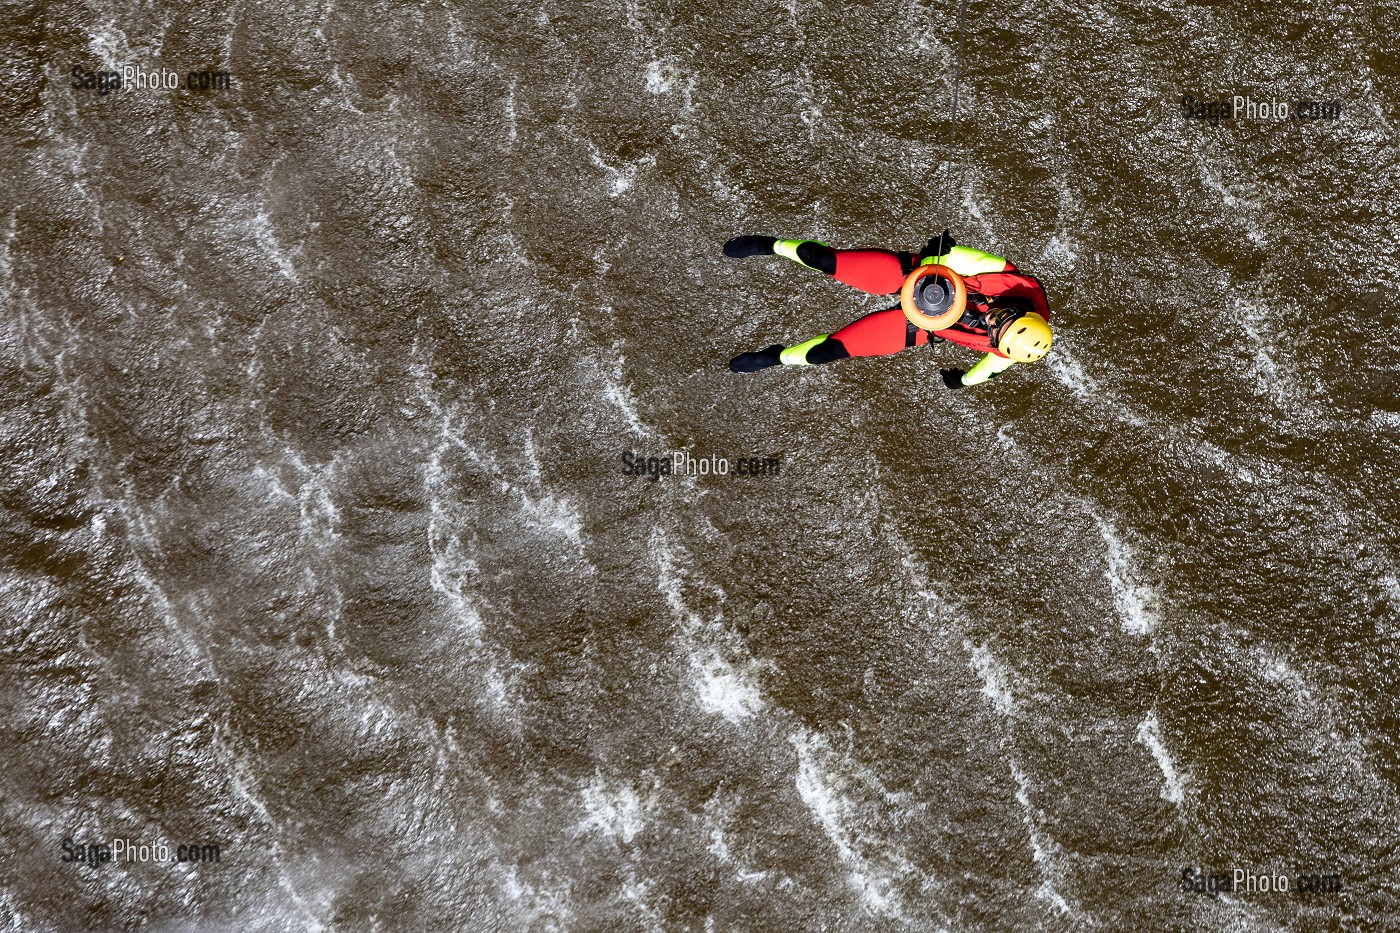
[995,312,1053,363]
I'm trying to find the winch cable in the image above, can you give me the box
[938,0,972,254]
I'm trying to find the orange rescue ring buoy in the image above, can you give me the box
[900,264,966,331]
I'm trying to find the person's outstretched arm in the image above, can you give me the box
[941,352,1017,389]
[919,231,1017,274]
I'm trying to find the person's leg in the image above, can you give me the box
[830,250,907,294]
[829,306,930,356]
[729,335,847,372]
[724,236,906,294]
[729,306,927,372]
[725,236,837,273]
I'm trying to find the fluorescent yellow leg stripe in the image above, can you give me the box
[919,245,1009,275]
[773,239,828,268]
[961,352,1016,385]
[780,335,829,366]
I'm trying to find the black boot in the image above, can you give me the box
[729,344,785,373]
[723,235,778,258]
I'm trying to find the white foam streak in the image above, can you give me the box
[1009,761,1073,915]
[652,528,768,722]
[969,644,1017,717]
[1135,712,1186,805]
[790,732,906,918]
[249,205,298,281]
[970,644,1089,923]
[1195,438,1260,485]
[1235,299,1288,404]
[1092,512,1158,637]
[644,60,675,94]
[1039,233,1080,273]
[416,414,530,725]
[651,528,699,631]
[87,21,131,68]
[1233,297,1325,420]
[1382,574,1400,611]
[425,440,486,643]
[1043,341,1148,428]
[692,649,763,723]
[1045,345,1098,402]
[517,430,584,548]
[620,872,667,933]
[39,340,338,930]
[0,210,14,298]
[585,141,655,197]
[791,64,822,141]
[658,526,928,918]
[500,865,573,928]
[577,774,644,844]
[600,342,650,436]
[504,80,519,144]
[704,797,771,884]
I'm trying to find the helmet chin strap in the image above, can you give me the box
[986,306,1028,351]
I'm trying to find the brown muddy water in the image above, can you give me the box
[2,0,1398,930]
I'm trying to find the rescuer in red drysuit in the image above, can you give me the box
[725,231,1053,387]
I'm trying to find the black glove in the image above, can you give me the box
[925,229,956,257]
[940,368,966,390]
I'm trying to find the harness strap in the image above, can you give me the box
[909,289,996,341]
[906,320,945,347]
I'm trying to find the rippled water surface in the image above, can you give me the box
[3,0,1399,930]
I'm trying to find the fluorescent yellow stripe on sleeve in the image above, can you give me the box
[920,245,1009,275]
[961,352,1016,385]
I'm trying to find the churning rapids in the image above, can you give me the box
[3,0,1398,930]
